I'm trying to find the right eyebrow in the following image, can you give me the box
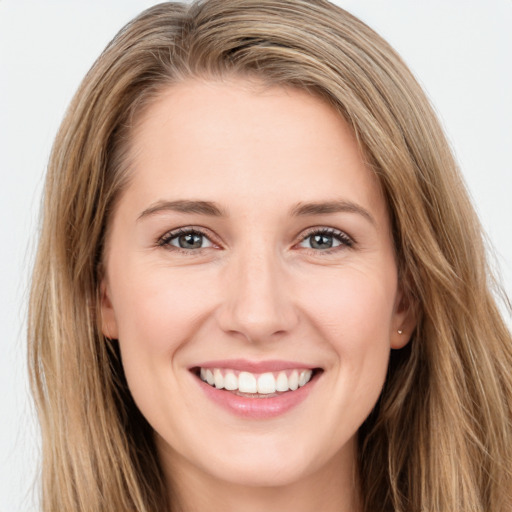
[137,200,227,221]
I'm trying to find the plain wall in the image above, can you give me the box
[1,1,510,510]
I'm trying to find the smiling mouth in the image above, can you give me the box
[192,367,322,398]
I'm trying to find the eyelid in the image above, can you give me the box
[157,226,221,251]
[156,225,355,254]
[295,226,354,251]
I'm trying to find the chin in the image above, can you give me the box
[206,456,313,488]
[187,432,337,489]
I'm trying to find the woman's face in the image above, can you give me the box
[101,79,411,491]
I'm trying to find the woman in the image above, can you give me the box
[28,1,512,511]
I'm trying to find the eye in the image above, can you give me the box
[159,228,214,251]
[298,228,353,251]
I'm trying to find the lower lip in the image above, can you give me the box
[194,371,320,419]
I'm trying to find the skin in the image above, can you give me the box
[101,78,414,512]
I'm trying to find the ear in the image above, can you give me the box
[390,287,417,349]
[100,278,119,340]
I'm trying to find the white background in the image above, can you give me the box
[1,1,510,510]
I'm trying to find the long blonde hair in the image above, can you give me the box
[28,1,512,510]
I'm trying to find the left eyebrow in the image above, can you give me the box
[290,200,375,226]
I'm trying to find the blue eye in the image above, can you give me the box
[158,227,352,253]
[298,229,353,250]
[160,229,214,250]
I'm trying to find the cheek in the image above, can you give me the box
[111,265,209,346]
[108,265,216,417]
[300,263,397,345]
[298,263,396,404]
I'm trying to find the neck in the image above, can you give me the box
[159,438,361,512]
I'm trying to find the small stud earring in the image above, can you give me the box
[397,329,403,335]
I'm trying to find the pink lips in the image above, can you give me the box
[193,358,318,373]
[191,359,321,419]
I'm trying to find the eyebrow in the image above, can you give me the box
[138,198,375,225]
[138,200,227,220]
[290,200,375,225]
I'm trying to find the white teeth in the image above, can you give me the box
[224,372,238,391]
[205,369,215,386]
[275,371,289,392]
[198,367,315,393]
[299,370,312,387]
[214,369,224,389]
[257,372,276,394]
[238,371,257,393]
[288,370,299,391]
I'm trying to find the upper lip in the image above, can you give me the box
[190,359,320,373]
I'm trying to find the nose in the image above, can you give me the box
[216,247,299,344]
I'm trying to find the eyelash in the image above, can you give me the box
[157,226,355,254]
[298,227,354,252]
[157,227,217,255]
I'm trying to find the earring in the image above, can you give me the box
[397,329,403,335]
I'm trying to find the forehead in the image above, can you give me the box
[123,78,386,221]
